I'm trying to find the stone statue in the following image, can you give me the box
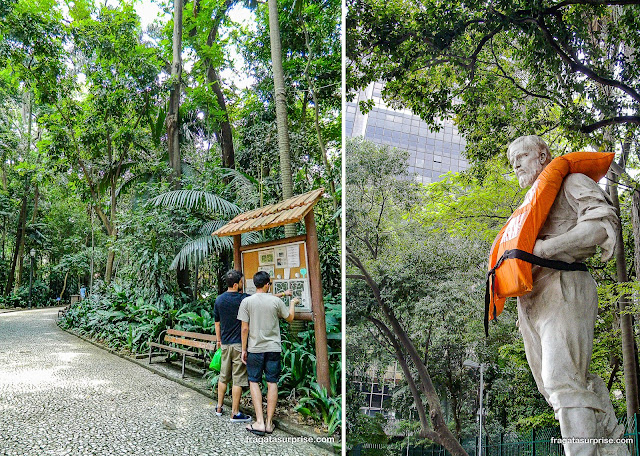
[507,135,629,456]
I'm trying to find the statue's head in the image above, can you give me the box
[507,135,552,188]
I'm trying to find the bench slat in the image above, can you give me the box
[164,335,217,351]
[149,342,193,356]
[167,328,217,342]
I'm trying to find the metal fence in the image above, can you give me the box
[350,414,640,456]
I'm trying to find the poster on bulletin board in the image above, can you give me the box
[241,240,311,312]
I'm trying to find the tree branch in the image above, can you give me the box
[346,274,367,280]
[580,116,640,133]
[466,26,503,81]
[346,246,467,454]
[544,0,640,14]
[368,315,437,441]
[535,15,640,104]
[489,40,560,105]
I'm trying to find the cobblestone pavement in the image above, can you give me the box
[0,308,333,456]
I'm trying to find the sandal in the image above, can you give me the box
[265,425,275,434]
[246,424,265,436]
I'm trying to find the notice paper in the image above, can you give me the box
[285,244,300,268]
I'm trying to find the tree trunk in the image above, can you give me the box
[15,92,33,292]
[167,0,183,186]
[31,184,39,223]
[167,0,191,297]
[268,0,295,237]
[104,166,120,285]
[59,270,69,300]
[633,190,640,281]
[191,0,235,171]
[1,156,6,192]
[16,234,24,291]
[2,215,5,263]
[608,170,640,419]
[105,246,116,284]
[5,195,27,296]
[208,67,235,170]
[17,184,41,288]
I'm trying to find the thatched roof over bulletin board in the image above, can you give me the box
[212,188,325,237]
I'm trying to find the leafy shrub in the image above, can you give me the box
[59,283,203,353]
[0,281,56,308]
[277,294,342,434]
[295,382,342,435]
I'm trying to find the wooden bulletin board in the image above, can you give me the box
[241,238,312,313]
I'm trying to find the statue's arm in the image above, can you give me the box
[533,221,609,261]
[532,173,618,262]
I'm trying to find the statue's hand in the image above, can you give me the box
[532,239,575,263]
[532,239,549,258]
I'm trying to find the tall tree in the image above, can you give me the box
[268,0,295,236]
[167,0,191,295]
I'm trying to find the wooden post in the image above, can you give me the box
[233,235,242,271]
[304,209,331,395]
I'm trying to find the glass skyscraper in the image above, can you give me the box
[346,82,469,183]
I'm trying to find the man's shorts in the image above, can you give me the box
[219,344,248,387]
[246,352,281,384]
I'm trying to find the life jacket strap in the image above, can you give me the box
[484,249,588,336]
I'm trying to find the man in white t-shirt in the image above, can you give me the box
[237,271,298,436]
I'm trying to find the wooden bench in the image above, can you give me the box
[148,329,217,378]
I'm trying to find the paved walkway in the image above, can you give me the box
[0,308,332,456]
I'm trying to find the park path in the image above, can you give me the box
[0,308,332,456]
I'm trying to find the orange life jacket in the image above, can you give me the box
[484,151,614,335]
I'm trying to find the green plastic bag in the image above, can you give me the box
[209,348,222,371]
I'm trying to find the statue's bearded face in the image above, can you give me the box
[509,145,547,188]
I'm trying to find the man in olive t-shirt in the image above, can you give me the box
[238,270,297,436]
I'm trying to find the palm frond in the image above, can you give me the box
[170,234,233,270]
[199,220,228,235]
[149,190,241,217]
[220,167,260,187]
[240,230,264,245]
[219,168,260,208]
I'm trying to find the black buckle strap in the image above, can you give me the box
[484,249,587,336]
